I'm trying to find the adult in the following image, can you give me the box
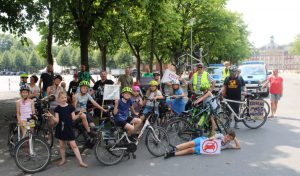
[67,73,79,97]
[118,67,133,90]
[221,61,230,81]
[28,75,40,98]
[189,63,215,95]
[263,69,283,118]
[39,64,54,97]
[91,70,114,118]
[143,67,153,78]
[188,67,198,98]
[47,75,64,112]
[78,64,95,84]
[221,65,246,129]
[153,72,163,92]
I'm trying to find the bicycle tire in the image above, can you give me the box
[145,126,170,157]
[217,112,231,130]
[14,136,51,174]
[242,108,268,129]
[165,118,194,147]
[7,122,18,157]
[214,116,228,135]
[94,134,124,166]
[263,99,271,116]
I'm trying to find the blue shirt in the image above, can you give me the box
[115,98,133,121]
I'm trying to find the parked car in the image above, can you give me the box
[239,61,270,97]
[206,64,224,93]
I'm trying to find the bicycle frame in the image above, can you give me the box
[221,98,247,121]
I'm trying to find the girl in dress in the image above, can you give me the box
[47,91,87,167]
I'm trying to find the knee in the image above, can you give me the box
[69,142,78,150]
[80,114,87,120]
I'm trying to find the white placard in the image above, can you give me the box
[103,85,120,100]
[200,139,221,155]
[249,100,265,120]
[161,69,179,83]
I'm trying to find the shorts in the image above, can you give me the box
[270,94,281,101]
[193,136,207,155]
[75,111,93,123]
[115,116,133,128]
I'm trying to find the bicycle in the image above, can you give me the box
[13,115,51,173]
[94,105,170,166]
[166,96,229,146]
[220,92,268,129]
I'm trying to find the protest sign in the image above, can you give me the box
[161,69,179,83]
[103,85,120,100]
[249,100,265,120]
[200,139,221,155]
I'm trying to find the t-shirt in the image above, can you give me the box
[93,79,114,102]
[118,74,133,89]
[131,96,143,113]
[78,71,92,82]
[268,76,283,94]
[75,93,93,112]
[29,84,40,96]
[41,72,54,91]
[215,133,235,150]
[115,99,133,121]
[67,81,79,95]
[223,76,244,100]
[146,90,163,107]
[143,73,153,78]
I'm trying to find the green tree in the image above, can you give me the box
[290,34,300,55]
[1,51,12,69]
[57,47,71,67]
[14,51,27,71]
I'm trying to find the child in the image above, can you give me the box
[73,81,107,136]
[165,129,240,158]
[143,80,164,124]
[166,79,187,115]
[47,75,64,113]
[19,73,29,87]
[131,86,145,121]
[193,83,219,134]
[47,91,87,167]
[16,85,35,137]
[113,87,142,136]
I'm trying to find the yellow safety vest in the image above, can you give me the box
[192,71,210,92]
[222,68,230,81]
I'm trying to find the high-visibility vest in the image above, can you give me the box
[222,68,230,81]
[192,71,210,92]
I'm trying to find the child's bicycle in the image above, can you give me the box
[166,96,229,147]
[12,115,51,174]
[94,105,170,166]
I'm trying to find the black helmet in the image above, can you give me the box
[54,75,63,81]
[20,85,30,92]
[229,65,238,72]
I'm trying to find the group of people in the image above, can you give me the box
[15,60,283,165]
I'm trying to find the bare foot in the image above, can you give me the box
[57,160,66,166]
[80,162,88,168]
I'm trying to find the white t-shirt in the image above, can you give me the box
[146,90,162,107]
[215,133,235,150]
[29,84,40,96]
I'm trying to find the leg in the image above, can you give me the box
[130,118,142,134]
[80,113,90,133]
[210,115,217,136]
[176,141,196,151]
[69,140,88,168]
[175,147,195,156]
[270,101,275,117]
[58,140,66,165]
[274,100,279,116]
[124,123,135,136]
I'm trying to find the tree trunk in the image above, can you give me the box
[46,1,53,65]
[79,26,90,70]
[149,27,155,72]
[136,54,141,82]
[99,44,107,71]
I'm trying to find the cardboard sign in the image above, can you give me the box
[103,85,120,100]
[161,69,179,83]
[249,100,265,120]
[139,77,154,86]
[200,139,221,155]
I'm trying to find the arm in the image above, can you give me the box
[232,138,241,149]
[194,91,211,104]
[39,77,43,91]
[31,99,36,115]
[72,95,77,108]
[52,112,59,123]
[221,85,227,98]
[113,99,119,115]
[90,99,106,112]
[46,86,51,96]
[130,106,138,116]
[16,101,21,124]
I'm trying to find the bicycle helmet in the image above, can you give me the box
[200,83,211,91]
[20,73,28,78]
[149,80,158,86]
[132,86,140,91]
[122,87,133,94]
[20,84,30,92]
[153,72,160,76]
[79,80,90,88]
[171,79,180,85]
[229,65,238,72]
[54,75,63,81]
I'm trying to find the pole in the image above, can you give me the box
[191,25,193,68]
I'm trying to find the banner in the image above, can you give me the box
[200,139,221,155]
[103,85,120,100]
[249,100,265,120]
[161,69,179,83]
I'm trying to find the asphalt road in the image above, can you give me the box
[1,72,300,176]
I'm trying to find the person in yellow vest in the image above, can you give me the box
[221,61,231,81]
[189,63,215,95]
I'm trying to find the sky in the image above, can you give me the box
[24,0,300,48]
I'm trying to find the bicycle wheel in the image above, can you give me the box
[214,116,228,135]
[36,125,54,148]
[7,122,18,157]
[217,112,231,129]
[94,133,124,166]
[263,99,271,116]
[14,136,51,174]
[242,108,268,129]
[165,118,194,147]
[145,126,170,157]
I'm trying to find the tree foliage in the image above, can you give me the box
[290,34,300,55]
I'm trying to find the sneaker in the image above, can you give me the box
[164,151,175,159]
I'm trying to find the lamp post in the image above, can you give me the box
[190,18,196,68]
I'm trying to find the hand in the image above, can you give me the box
[114,99,119,106]
[135,112,139,116]
[46,111,53,118]
[102,109,108,113]
[18,120,24,126]
[79,109,83,115]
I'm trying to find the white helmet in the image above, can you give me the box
[172,79,180,85]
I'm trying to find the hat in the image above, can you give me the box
[197,63,204,68]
